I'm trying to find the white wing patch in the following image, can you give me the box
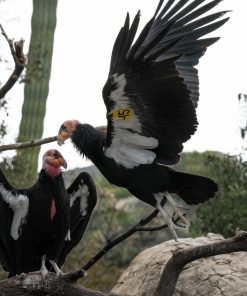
[109,74,142,133]
[0,184,29,240]
[105,73,158,169]
[70,182,89,217]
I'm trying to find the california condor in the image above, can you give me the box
[57,0,229,239]
[0,149,97,277]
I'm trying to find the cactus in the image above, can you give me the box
[15,0,57,186]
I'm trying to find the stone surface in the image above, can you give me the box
[112,233,247,296]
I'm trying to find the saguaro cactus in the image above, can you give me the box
[15,0,57,185]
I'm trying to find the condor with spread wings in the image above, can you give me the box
[57,0,229,239]
[0,150,97,277]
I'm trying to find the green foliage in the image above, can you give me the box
[186,152,247,238]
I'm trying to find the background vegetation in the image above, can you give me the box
[11,149,242,292]
[1,137,247,291]
[178,152,247,238]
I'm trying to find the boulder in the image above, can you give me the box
[112,233,247,296]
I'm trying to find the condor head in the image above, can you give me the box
[42,149,67,178]
[57,120,80,146]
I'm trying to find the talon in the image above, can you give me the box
[49,259,63,275]
[155,192,188,240]
[173,207,187,225]
[175,222,187,228]
[165,192,188,225]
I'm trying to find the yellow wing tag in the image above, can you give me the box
[111,108,133,121]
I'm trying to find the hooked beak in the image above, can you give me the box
[57,138,64,146]
[57,130,69,146]
[55,150,68,169]
[57,120,79,146]
[61,159,68,169]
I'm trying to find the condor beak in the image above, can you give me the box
[57,130,68,146]
[57,120,79,146]
[54,150,67,169]
[62,159,68,169]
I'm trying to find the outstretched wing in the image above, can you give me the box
[102,0,229,168]
[56,172,97,267]
[0,168,30,275]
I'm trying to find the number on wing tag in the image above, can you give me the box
[112,109,133,121]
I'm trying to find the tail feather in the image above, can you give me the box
[173,172,218,205]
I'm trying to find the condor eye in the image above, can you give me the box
[61,124,67,131]
[53,151,60,158]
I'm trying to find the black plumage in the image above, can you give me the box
[56,172,97,267]
[57,0,229,238]
[0,149,97,277]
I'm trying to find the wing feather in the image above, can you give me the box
[0,169,30,274]
[102,0,229,167]
[0,169,29,240]
[56,172,97,267]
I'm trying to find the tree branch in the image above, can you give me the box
[154,231,247,296]
[0,271,119,296]
[0,25,26,99]
[0,136,57,151]
[0,126,107,152]
[66,207,181,283]
[80,209,160,276]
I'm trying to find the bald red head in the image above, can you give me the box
[42,149,67,178]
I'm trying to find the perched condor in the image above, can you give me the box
[0,149,97,277]
[57,0,229,239]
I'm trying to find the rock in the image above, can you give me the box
[112,233,247,296]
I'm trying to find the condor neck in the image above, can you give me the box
[39,169,63,183]
[72,124,105,162]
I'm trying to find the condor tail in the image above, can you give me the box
[173,172,218,205]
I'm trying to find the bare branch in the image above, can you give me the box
[154,231,247,296]
[0,126,107,152]
[66,207,181,283]
[0,136,57,151]
[136,223,175,232]
[0,271,119,296]
[79,209,159,277]
[0,25,27,99]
